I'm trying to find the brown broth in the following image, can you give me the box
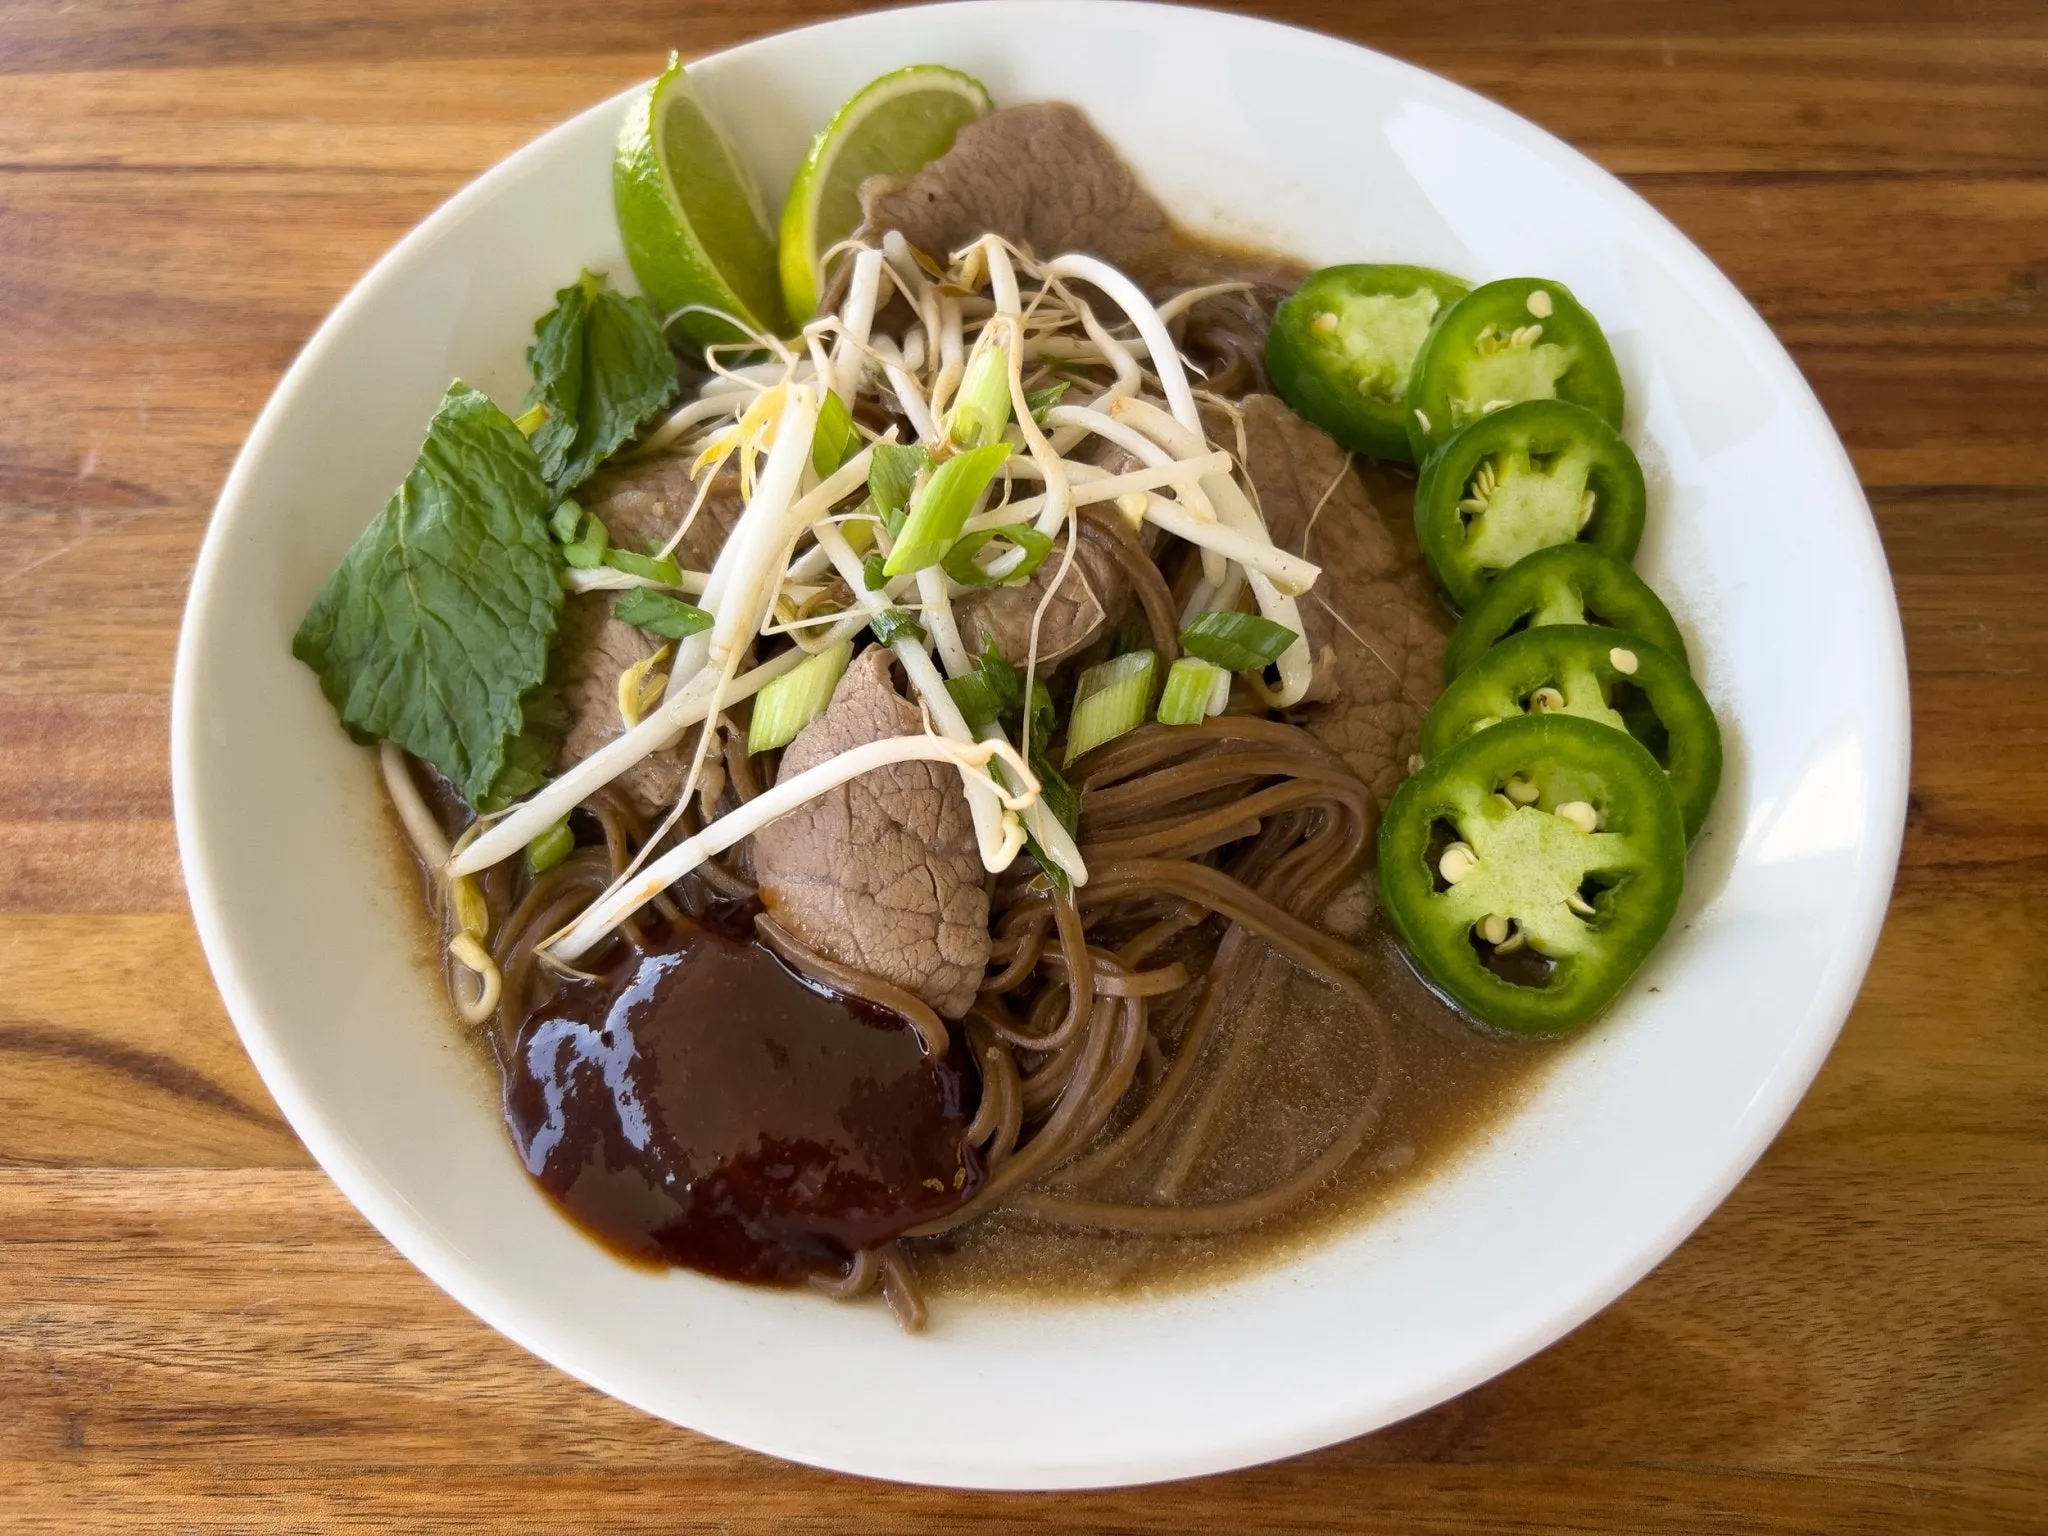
[911,921,1561,1300]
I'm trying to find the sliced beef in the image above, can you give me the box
[555,590,686,815]
[750,647,990,1018]
[1239,395,1450,811]
[851,102,1301,395]
[854,102,1173,273]
[949,533,1124,668]
[551,452,745,819]
[580,449,745,564]
[949,440,1143,666]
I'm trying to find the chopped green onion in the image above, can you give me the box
[869,608,927,646]
[513,402,551,438]
[549,498,585,544]
[1033,748,1078,833]
[948,342,1013,449]
[1024,381,1069,424]
[868,442,928,519]
[748,637,852,754]
[560,511,610,569]
[1179,610,1300,671]
[525,816,574,877]
[944,645,1024,727]
[1157,657,1232,725]
[615,588,712,640]
[606,546,683,586]
[1064,649,1157,766]
[941,523,1054,587]
[812,389,857,478]
[884,443,1012,577]
[862,552,888,591]
[842,505,877,553]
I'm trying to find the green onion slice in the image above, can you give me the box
[811,389,857,478]
[1157,657,1232,725]
[948,342,1013,449]
[884,443,1012,577]
[614,588,712,639]
[869,608,927,647]
[748,638,852,754]
[561,510,610,569]
[606,546,683,586]
[944,645,1025,727]
[862,552,888,592]
[1179,610,1299,671]
[941,523,1053,587]
[1064,649,1157,766]
[868,442,929,520]
[1024,381,1069,424]
[525,816,575,877]
[549,498,585,544]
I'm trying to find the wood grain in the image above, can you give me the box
[0,1,2043,1529]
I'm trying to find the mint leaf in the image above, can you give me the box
[293,382,563,807]
[524,271,678,496]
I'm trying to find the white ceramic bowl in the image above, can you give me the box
[172,0,1909,1489]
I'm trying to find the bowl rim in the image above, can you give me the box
[171,0,1911,1488]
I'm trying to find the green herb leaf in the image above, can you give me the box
[615,587,713,639]
[941,523,1053,587]
[812,389,857,478]
[1024,381,1069,424]
[1179,610,1300,671]
[605,546,681,585]
[524,270,679,496]
[479,723,562,812]
[292,381,562,808]
[869,608,927,646]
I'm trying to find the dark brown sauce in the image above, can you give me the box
[499,910,983,1285]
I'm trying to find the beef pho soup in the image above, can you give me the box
[317,100,1567,1330]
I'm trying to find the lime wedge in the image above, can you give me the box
[615,54,786,348]
[778,64,993,321]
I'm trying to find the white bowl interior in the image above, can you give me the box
[173,0,1908,1490]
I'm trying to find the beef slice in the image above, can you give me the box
[750,647,990,1018]
[854,102,1173,271]
[550,452,745,819]
[950,440,1141,666]
[1239,394,1450,810]
[852,103,1302,396]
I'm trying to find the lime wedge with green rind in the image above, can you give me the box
[778,64,993,321]
[615,54,786,349]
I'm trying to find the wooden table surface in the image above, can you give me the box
[3,1,2045,1529]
